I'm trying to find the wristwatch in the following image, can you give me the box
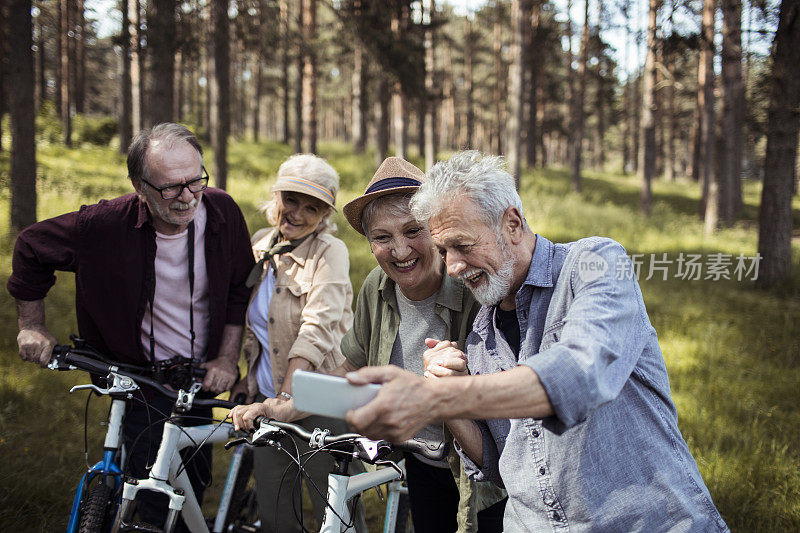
[278,391,293,401]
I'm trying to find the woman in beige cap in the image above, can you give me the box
[233,156,506,533]
[230,153,364,532]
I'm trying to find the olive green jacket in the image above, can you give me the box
[341,266,506,532]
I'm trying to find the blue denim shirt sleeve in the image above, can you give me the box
[522,239,652,430]
[453,419,505,485]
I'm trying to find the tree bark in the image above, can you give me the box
[423,0,436,169]
[211,0,230,189]
[60,0,72,146]
[720,0,744,224]
[129,0,142,134]
[525,3,541,167]
[506,0,530,188]
[464,16,474,149]
[757,0,800,288]
[120,0,133,153]
[280,0,291,144]
[567,0,590,192]
[352,41,368,153]
[147,0,176,125]
[698,0,716,216]
[638,0,659,214]
[8,0,38,233]
[375,74,390,166]
[74,0,85,113]
[294,0,303,152]
[301,0,317,153]
[492,15,504,154]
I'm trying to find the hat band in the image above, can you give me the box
[275,176,335,204]
[365,177,422,195]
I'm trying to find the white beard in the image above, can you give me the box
[462,238,515,307]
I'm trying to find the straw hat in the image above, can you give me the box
[271,175,336,209]
[343,157,425,235]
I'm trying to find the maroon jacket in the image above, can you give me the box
[7,188,255,366]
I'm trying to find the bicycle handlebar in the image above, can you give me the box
[51,345,236,410]
[229,416,449,463]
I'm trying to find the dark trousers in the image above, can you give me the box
[123,394,213,531]
[404,452,507,533]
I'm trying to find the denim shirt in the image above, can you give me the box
[457,235,729,532]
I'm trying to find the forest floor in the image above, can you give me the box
[0,140,798,531]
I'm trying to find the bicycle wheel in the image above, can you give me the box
[78,483,115,533]
[225,446,261,532]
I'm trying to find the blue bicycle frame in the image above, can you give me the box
[66,397,126,533]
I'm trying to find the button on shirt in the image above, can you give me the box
[457,235,729,532]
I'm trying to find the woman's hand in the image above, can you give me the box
[423,338,468,379]
[229,397,302,431]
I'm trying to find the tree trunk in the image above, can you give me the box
[253,58,262,142]
[0,4,6,153]
[757,0,800,288]
[8,0,38,233]
[699,0,716,216]
[60,0,72,146]
[301,0,317,154]
[352,41,368,153]
[294,0,303,152]
[280,0,291,144]
[74,0,85,113]
[423,0,436,169]
[506,0,530,188]
[375,74,390,166]
[120,0,133,153]
[147,0,176,125]
[568,0,590,192]
[211,0,229,189]
[492,16,504,154]
[720,0,744,224]
[638,0,659,214]
[129,0,142,134]
[464,16,474,149]
[525,2,541,167]
[36,11,46,111]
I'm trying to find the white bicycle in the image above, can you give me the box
[226,417,448,532]
[50,344,256,533]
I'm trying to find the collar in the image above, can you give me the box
[472,234,554,334]
[522,234,554,288]
[378,269,463,312]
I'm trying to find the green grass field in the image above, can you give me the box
[0,140,798,531]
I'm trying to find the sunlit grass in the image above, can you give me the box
[0,141,798,530]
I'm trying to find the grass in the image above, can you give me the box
[1,139,799,531]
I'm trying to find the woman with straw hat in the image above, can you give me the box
[230,153,365,532]
[233,157,506,532]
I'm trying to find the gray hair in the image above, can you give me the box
[127,123,203,185]
[361,193,415,236]
[410,150,526,231]
[263,154,339,233]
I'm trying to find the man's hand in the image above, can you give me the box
[229,379,251,404]
[345,365,438,442]
[229,397,301,431]
[201,357,238,394]
[423,338,467,379]
[17,326,58,368]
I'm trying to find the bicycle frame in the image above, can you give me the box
[321,465,403,533]
[66,398,126,533]
[113,419,237,533]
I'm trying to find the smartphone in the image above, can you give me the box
[292,370,382,419]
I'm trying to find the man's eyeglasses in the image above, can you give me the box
[141,167,210,200]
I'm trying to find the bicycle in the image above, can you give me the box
[49,342,257,533]
[226,416,448,532]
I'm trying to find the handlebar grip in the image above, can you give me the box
[397,438,450,462]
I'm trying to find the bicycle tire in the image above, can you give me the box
[78,483,115,533]
[225,445,261,532]
[393,492,413,533]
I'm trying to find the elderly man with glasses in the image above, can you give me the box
[7,123,254,529]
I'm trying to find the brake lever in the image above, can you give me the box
[70,383,108,395]
[225,438,248,450]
